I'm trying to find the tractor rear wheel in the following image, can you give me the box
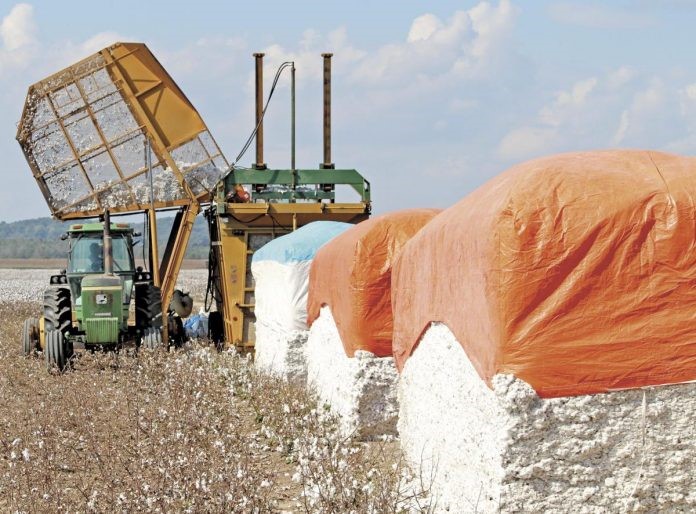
[43,288,71,333]
[22,317,40,356]
[135,283,162,330]
[142,327,162,350]
[45,329,71,372]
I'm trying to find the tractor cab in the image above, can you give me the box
[22,215,165,369]
[64,222,136,325]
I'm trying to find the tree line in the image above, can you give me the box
[0,216,210,259]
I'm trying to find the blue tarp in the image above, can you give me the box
[184,314,208,339]
[252,221,353,264]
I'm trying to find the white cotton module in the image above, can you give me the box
[306,306,399,440]
[251,221,352,382]
[398,323,696,513]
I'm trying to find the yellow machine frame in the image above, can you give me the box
[211,202,369,349]
[16,42,227,324]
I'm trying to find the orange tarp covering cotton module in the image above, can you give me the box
[392,150,696,398]
[307,209,441,357]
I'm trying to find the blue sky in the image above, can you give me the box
[3,1,696,221]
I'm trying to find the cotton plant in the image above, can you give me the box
[1,300,432,512]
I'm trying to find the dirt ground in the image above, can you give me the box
[0,268,429,513]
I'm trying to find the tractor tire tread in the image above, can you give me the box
[135,283,163,329]
[43,288,71,334]
[22,317,39,356]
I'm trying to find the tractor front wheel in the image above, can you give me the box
[22,317,40,356]
[45,329,72,372]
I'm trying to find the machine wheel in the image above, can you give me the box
[22,317,40,356]
[43,288,71,333]
[208,311,224,351]
[142,327,162,350]
[45,329,71,372]
[168,316,186,349]
[135,283,162,329]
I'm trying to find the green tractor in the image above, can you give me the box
[22,211,167,371]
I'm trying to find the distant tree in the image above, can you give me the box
[0,216,210,259]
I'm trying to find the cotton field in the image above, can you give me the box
[0,268,209,304]
[0,269,430,513]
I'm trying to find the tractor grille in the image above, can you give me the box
[84,317,119,344]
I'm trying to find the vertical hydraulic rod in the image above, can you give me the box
[253,52,266,170]
[146,138,160,286]
[291,62,296,171]
[321,53,334,169]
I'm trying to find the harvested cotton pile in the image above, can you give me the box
[399,323,696,512]
[392,150,696,512]
[251,222,352,382]
[306,306,399,439]
[306,209,440,439]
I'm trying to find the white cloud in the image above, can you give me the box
[0,3,132,81]
[349,0,517,85]
[41,32,124,72]
[613,110,630,145]
[250,0,516,92]
[548,2,655,29]
[498,70,632,159]
[259,27,365,90]
[683,82,696,101]
[230,0,519,133]
[32,31,131,76]
[144,0,518,126]
[607,66,635,90]
[539,77,598,126]
[79,32,123,54]
[562,77,597,105]
[407,14,443,43]
[677,81,696,129]
[612,79,667,145]
[155,36,247,79]
[467,0,516,59]
[498,127,557,161]
[498,69,696,162]
[1,3,35,51]
[0,3,37,71]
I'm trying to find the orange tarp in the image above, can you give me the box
[307,209,441,357]
[392,150,696,398]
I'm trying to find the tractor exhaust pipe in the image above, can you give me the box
[103,209,114,275]
[253,52,266,170]
[321,53,334,169]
